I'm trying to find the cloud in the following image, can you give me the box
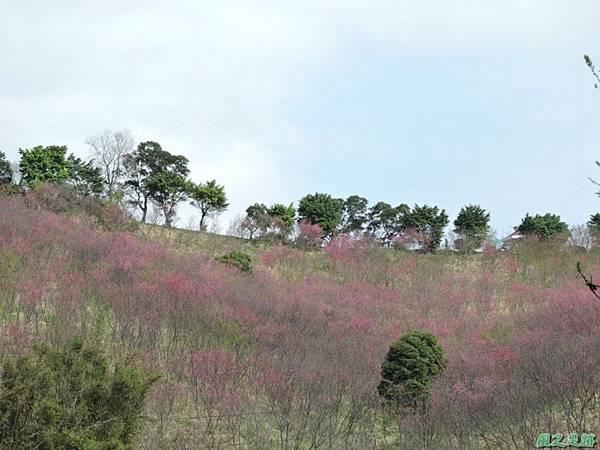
[2,0,600,230]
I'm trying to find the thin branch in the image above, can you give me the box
[576,262,600,300]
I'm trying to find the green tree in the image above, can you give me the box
[148,171,190,227]
[588,213,600,238]
[516,213,569,241]
[298,192,343,237]
[19,145,72,185]
[0,151,12,184]
[401,204,449,252]
[267,203,296,235]
[367,201,410,246]
[340,195,369,234]
[0,338,157,449]
[189,180,229,230]
[123,141,189,224]
[242,203,270,239]
[377,331,445,410]
[67,154,105,196]
[453,204,490,252]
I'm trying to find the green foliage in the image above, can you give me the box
[189,180,229,230]
[584,54,600,89]
[340,195,369,234]
[517,213,569,241]
[67,154,104,197]
[123,141,190,224]
[588,213,600,237]
[267,203,296,231]
[401,204,449,252]
[19,145,72,185]
[367,201,409,246]
[0,338,157,449]
[377,331,445,409]
[216,251,252,272]
[453,204,490,252]
[0,151,12,184]
[298,192,343,237]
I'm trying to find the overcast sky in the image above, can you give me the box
[2,1,600,234]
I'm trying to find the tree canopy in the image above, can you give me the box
[123,141,189,224]
[189,180,229,230]
[298,192,343,237]
[453,204,490,252]
[19,145,72,185]
[516,213,569,241]
[0,151,12,184]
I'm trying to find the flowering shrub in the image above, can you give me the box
[2,192,600,448]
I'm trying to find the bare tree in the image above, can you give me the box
[568,224,593,250]
[86,129,134,196]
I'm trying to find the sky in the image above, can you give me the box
[2,0,600,235]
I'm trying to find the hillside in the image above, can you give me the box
[2,193,600,449]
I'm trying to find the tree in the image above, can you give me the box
[19,145,72,185]
[87,129,134,196]
[377,331,445,410]
[400,204,449,252]
[453,204,490,252]
[189,180,229,231]
[242,203,270,239]
[123,141,189,224]
[0,338,157,449]
[0,151,12,184]
[148,171,190,227]
[516,213,569,241]
[267,203,296,236]
[297,192,343,237]
[367,201,409,246]
[66,154,104,197]
[588,213,600,238]
[340,195,369,234]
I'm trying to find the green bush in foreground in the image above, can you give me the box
[0,338,157,450]
[377,331,445,410]
[216,250,252,272]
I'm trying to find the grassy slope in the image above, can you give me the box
[3,196,600,449]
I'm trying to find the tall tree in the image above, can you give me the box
[123,141,189,224]
[242,203,270,239]
[19,145,72,185]
[367,202,409,246]
[66,154,104,197]
[297,192,343,237]
[189,180,229,231]
[86,129,134,196]
[268,203,296,236]
[453,204,490,252]
[148,171,190,227]
[400,204,449,252]
[0,151,12,184]
[340,195,369,234]
[516,213,569,241]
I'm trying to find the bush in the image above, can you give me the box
[377,331,445,409]
[0,338,157,449]
[216,251,252,272]
[22,182,136,232]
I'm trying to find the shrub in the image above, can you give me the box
[0,338,157,449]
[216,251,252,272]
[377,331,445,410]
